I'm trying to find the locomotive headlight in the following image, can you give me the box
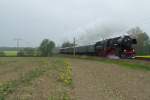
[133,49,135,52]
[124,49,127,52]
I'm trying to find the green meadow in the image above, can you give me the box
[4,51,17,56]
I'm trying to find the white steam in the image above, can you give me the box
[76,20,128,45]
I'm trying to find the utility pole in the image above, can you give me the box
[14,38,22,52]
[73,37,76,56]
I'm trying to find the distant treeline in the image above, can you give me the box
[0,39,56,57]
[0,47,18,51]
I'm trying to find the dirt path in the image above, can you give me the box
[69,59,150,100]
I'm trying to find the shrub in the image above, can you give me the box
[17,50,25,57]
[17,48,36,57]
[0,51,6,57]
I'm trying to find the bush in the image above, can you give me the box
[17,50,25,57]
[23,48,35,56]
[17,48,36,57]
[0,51,6,57]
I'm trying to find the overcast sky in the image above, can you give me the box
[0,0,150,47]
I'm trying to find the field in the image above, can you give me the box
[136,55,150,58]
[135,55,150,60]
[0,56,150,100]
[0,57,72,100]
[4,51,17,56]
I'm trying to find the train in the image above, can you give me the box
[60,35,137,58]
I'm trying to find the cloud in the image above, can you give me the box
[0,0,149,46]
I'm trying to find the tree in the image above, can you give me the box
[62,41,74,48]
[127,27,150,55]
[144,40,150,55]
[136,32,149,55]
[39,39,55,56]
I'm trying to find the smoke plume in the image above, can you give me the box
[76,20,128,45]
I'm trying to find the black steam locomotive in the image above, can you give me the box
[60,35,137,58]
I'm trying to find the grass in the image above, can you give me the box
[48,58,72,100]
[0,56,149,99]
[0,58,52,99]
[4,51,17,57]
[0,67,47,100]
[48,93,70,100]
[103,59,150,71]
[58,54,150,71]
[0,57,73,100]
[136,55,150,58]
